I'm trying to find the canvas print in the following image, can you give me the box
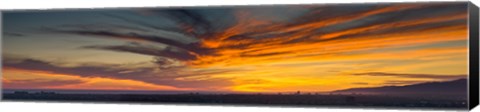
[1,2,475,110]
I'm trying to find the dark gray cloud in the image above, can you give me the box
[3,79,86,89]
[159,9,212,36]
[3,32,26,37]
[44,27,215,55]
[352,72,466,80]
[102,13,187,34]
[351,82,369,85]
[83,43,197,61]
[3,58,153,78]
[108,8,232,37]
[383,80,426,85]
[58,24,152,33]
[57,30,191,50]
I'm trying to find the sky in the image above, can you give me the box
[1,2,469,93]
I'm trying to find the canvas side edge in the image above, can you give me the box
[468,1,480,110]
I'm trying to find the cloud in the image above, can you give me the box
[382,80,427,85]
[52,30,202,51]
[158,9,213,36]
[102,13,183,33]
[3,79,86,89]
[58,24,152,33]
[3,58,153,78]
[352,72,466,80]
[3,32,25,37]
[82,42,197,61]
[106,8,238,39]
[2,57,235,90]
[351,82,369,85]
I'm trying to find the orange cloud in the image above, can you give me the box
[3,67,189,91]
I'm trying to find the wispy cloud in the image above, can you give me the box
[3,32,25,37]
[82,42,197,61]
[3,78,85,89]
[2,57,235,90]
[352,72,466,80]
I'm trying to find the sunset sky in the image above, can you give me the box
[2,2,469,93]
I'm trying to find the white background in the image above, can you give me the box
[0,0,478,112]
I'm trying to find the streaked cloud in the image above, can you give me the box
[352,72,466,80]
[3,78,85,89]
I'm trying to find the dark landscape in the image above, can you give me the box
[2,79,468,109]
[1,92,468,109]
[334,78,468,95]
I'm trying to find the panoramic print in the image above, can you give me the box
[2,2,469,109]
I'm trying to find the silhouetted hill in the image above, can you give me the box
[333,79,467,95]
